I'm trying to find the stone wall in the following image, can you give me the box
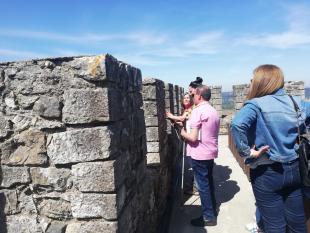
[284,81,305,97]
[0,54,181,233]
[208,86,224,134]
[209,86,222,117]
[142,79,183,232]
[232,84,250,112]
[233,81,305,111]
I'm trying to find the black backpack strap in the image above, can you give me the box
[288,95,300,112]
[288,95,301,143]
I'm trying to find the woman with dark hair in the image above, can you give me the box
[189,77,203,96]
[231,64,310,232]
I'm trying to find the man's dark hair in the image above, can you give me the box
[196,85,211,101]
[189,77,203,88]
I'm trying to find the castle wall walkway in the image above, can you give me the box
[168,135,256,233]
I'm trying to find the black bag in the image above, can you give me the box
[289,95,310,187]
[299,134,310,186]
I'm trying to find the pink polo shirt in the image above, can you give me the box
[187,101,220,160]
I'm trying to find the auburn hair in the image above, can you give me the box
[181,92,194,109]
[247,64,284,100]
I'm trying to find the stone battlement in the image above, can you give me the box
[0,54,184,233]
[0,54,305,233]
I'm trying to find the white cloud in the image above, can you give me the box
[0,29,167,46]
[0,48,49,60]
[52,49,86,57]
[136,31,225,59]
[115,53,171,66]
[126,32,167,45]
[285,4,310,32]
[184,31,224,54]
[236,3,310,49]
[239,31,310,49]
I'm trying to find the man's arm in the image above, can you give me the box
[181,127,198,143]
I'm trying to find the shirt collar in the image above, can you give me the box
[273,88,285,96]
[196,100,208,107]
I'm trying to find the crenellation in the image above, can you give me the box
[0,54,155,233]
[0,53,306,233]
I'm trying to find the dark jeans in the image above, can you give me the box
[255,207,265,231]
[191,158,216,220]
[250,160,307,233]
[184,156,194,193]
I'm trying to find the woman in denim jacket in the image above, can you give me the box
[231,64,310,233]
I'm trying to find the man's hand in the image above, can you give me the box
[250,145,270,158]
[181,127,198,143]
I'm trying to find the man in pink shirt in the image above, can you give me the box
[181,85,220,227]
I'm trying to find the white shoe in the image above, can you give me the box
[245,222,263,233]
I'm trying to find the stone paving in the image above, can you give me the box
[168,135,256,233]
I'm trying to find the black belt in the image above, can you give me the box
[281,158,298,165]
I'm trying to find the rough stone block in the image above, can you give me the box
[71,193,117,220]
[31,116,65,130]
[147,142,160,153]
[4,91,17,109]
[9,69,60,95]
[33,96,61,118]
[0,68,4,89]
[142,85,157,100]
[143,101,158,116]
[0,166,30,188]
[146,127,159,142]
[62,88,122,124]
[11,115,31,132]
[37,198,72,219]
[30,167,72,192]
[146,152,161,166]
[1,129,48,166]
[68,54,119,83]
[142,77,157,85]
[47,127,119,164]
[70,54,141,91]
[0,115,12,139]
[4,215,42,233]
[145,116,159,127]
[16,94,39,109]
[66,221,117,233]
[72,161,115,192]
[46,221,67,233]
[0,189,19,215]
[4,67,18,78]
[18,187,37,214]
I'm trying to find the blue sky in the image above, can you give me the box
[0,0,309,91]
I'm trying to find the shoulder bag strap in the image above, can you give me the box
[288,95,301,143]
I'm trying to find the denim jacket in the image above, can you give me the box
[231,88,310,166]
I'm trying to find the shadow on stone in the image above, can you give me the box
[213,164,240,210]
[182,163,240,217]
[177,205,208,233]
[0,167,8,233]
